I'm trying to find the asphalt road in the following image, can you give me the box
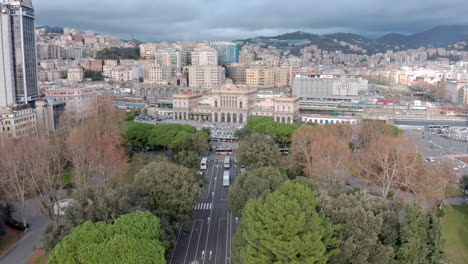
[402,127,468,176]
[170,143,240,264]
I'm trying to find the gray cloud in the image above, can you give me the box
[32,0,468,42]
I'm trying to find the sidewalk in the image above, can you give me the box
[0,198,50,264]
[0,216,49,264]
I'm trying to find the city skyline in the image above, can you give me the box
[33,0,468,42]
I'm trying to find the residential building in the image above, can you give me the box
[67,67,84,82]
[104,59,118,67]
[239,50,255,64]
[38,70,66,82]
[155,48,183,69]
[37,44,65,59]
[226,63,248,84]
[246,67,274,88]
[191,46,218,66]
[446,79,468,104]
[144,65,176,84]
[35,99,66,133]
[80,59,103,72]
[0,0,40,106]
[458,86,468,105]
[210,42,240,65]
[45,85,96,115]
[140,43,160,59]
[188,65,225,88]
[0,105,37,139]
[65,47,83,59]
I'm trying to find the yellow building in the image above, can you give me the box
[0,105,37,139]
[246,67,274,88]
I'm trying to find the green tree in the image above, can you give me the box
[238,133,280,168]
[41,186,140,252]
[48,211,165,264]
[173,150,200,168]
[395,204,444,264]
[83,70,104,81]
[95,47,140,60]
[245,117,299,145]
[124,121,154,151]
[228,167,288,216]
[233,181,339,264]
[317,190,399,264]
[133,161,203,227]
[177,133,209,154]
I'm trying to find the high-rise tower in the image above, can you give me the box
[0,0,39,107]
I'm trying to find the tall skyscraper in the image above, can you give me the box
[210,42,240,65]
[0,0,39,107]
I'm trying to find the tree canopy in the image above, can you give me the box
[133,161,203,225]
[124,122,208,151]
[395,205,444,264]
[317,189,399,264]
[237,133,281,168]
[228,167,288,216]
[233,181,339,264]
[245,117,299,145]
[95,47,140,60]
[48,211,165,264]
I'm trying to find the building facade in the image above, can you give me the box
[173,79,299,124]
[0,105,37,138]
[246,67,274,88]
[0,0,39,107]
[80,59,103,72]
[67,67,84,82]
[35,99,66,133]
[292,74,366,100]
[210,42,240,65]
[45,85,96,115]
[188,65,225,88]
[155,48,183,69]
[191,46,218,66]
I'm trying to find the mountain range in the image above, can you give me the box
[239,25,468,54]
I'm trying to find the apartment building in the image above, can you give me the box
[0,105,37,139]
[68,67,84,82]
[188,65,226,88]
[191,46,218,66]
[246,67,274,88]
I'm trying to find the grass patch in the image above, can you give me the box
[445,185,466,198]
[442,205,468,264]
[25,249,49,264]
[33,254,47,264]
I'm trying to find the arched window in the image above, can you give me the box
[240,101,243,109]
[215,100,218,107]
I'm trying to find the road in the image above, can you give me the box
[170,142,240,264]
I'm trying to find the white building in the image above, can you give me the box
[191,46,218,66]
[188,65,226,88]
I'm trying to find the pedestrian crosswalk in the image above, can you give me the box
[194,203,212,210]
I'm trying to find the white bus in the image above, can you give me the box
[200,157,208,170]
[223,171,230,186]
[224,157,230,169]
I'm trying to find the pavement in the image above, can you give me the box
[0,198,50,264]
[169,142,240,264]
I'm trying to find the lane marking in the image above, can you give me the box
[194,219,204,261]
[169,222,188,264]
[202,165,218,264]
[183,221,197,264]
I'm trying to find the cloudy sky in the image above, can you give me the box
[33,0,468,42]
